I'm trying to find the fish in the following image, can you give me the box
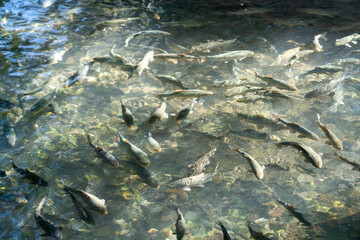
[64,188,96,225]
[144,132,161,153]
[305,75,345,98]
[313,32,327,52]
[149,102,168,124]
[95,17,141,28]
[297,8,338,18]
[145,3,160,21]
[30,87,57,115]
[46,49,66,65]
[156,75,187,89]
[133,51,154,76]
[222,85,256,98]
[0,170,6,177]
[12,161,48,186]
[174,207,186,240]
[237,113,286,130]
[62,181,108,214]
[117,129,150,167]
[34,197,63,239]
[154,53,198,61]
[229,146,265,180]
[247,221,271,240]
[17,80,51,102]
[63,61,95,87]
[274,115,319,140]
[191,38,236,53]
[156,89,213,99]
[333,151,360,171]
[271,47,300,66]
[166,42,191,54]
[276,198,312,226]
[3,122,16,147]
[254,72,297,91]
[125,30,171,47]
[168,165,218,191]
[316,114,343,150]
[121,161,160,189]
[299,64,343,78]
[335,33,360,47]
[258,88,294,100]
[206,50,254,61]
[224,7,273,16]
[188,147,217,176]
[276,141,322,168]
[227,124,280,142]
[120,99,135,128]
[219,221,231,240]
[174,101,195,124]
[289,50,314,66]
[87,134,119,167]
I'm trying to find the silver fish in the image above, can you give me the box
[134,51,154,76]
[206,50,254,61]
[313,32,327,52]
[254,72,297,91]
[156,75,187,89]
[191,38,236,53]
[316,114,343,150]
[62,182,108,214]
[276,141,322,168]
[275,115,319,140]
[156,89,213,99]
[188,147,217,176]
[47,49,66,65]
[149,102,168,124]
[117,130,150,167]
[229,146,265,180]
[95,17,140,28]
[144,132,161,153]
[305,75,345,98]
[271,47,300,66]
[125,30,171,47]
[168,165,218,191]
[335,33,360,47]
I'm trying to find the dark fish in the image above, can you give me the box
[149,102,168,124]
[219,221,231,240]
[229,146,265,180]
[275,115,319,140]
[188,147,217,176]
[276,198,312,226]
[276,141,322,168]
[175,101,194,124]
[0,170,6,177]
[299,64,343,78]
[316,114,343,150]
[87,134,119,167]
[156,89,213,99]
[247,221,271,240]
[121,161,160,189]
[120,99,135,128]
[34,197,63,240]
[237,113,286,130]
[254,72,297,91]
[191,38,236,52]
[227,124,280,142]
[0,98,15,109]
[30,88,57,115]
[93,44,136,71]
[12,161,48,186]
[156,75,188,89]
[64,188,96,225]
[305,75,345,98]
[333,151,360,171]
[145,3,160,20]
[63,61,95,87]
[175,207,186,240]
[117,130,150,167]
[62,182,107,215]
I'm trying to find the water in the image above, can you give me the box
[1,0,360,239]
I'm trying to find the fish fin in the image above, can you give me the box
[304,158,311,163]
[325,140,332,145]
[197,184,205,188]
[100,199,105,204]
[345,43,352,48]
[298,134,307,138]
[182,187,191,191]
[247,169,254,173]
[174,90,184,93]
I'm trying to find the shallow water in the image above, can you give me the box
[1,0,360,239]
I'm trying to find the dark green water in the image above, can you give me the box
[1,0,360,239]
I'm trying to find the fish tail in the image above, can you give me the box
[86,134,96,148]
[316,113,321,125]
[110,44,117,57]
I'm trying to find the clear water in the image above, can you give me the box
[1,0,360,239]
